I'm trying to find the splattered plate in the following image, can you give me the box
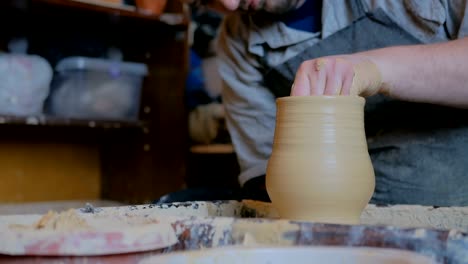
[0,210,177,256]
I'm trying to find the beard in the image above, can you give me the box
[240,0,305,14]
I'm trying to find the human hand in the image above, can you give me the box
[291,56,383,97]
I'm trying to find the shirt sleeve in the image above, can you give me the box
[216,15,277,185]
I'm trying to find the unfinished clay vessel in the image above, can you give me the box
[266,96,375,224]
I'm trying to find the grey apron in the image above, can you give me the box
[262,1,468,206]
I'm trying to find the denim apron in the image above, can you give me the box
[262,1,468,206]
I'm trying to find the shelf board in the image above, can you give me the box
[30,0,189,28]
[0,114,146,130]
[190,144,235,154]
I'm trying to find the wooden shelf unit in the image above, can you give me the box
[0,0,190,204]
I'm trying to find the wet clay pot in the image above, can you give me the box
[266,96,375,224]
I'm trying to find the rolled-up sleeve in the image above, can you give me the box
[216,15,277,185]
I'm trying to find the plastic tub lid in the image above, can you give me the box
[55,56,148,76]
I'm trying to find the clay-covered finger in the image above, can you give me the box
[291,62,313,96]
[340,66,355,95]
[324,61,343,95]
[313,59,327,95]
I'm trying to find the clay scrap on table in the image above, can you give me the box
[9,209,90,231]
[34,209,90,231]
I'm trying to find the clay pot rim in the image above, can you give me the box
[277,95,365,104]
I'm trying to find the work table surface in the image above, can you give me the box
[0,200,467,263]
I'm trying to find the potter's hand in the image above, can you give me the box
[291,56,383,96]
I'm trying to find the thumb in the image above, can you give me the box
[349,59,382,97]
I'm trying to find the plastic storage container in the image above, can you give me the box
[49,56,148,121]
[0,54,52,116]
